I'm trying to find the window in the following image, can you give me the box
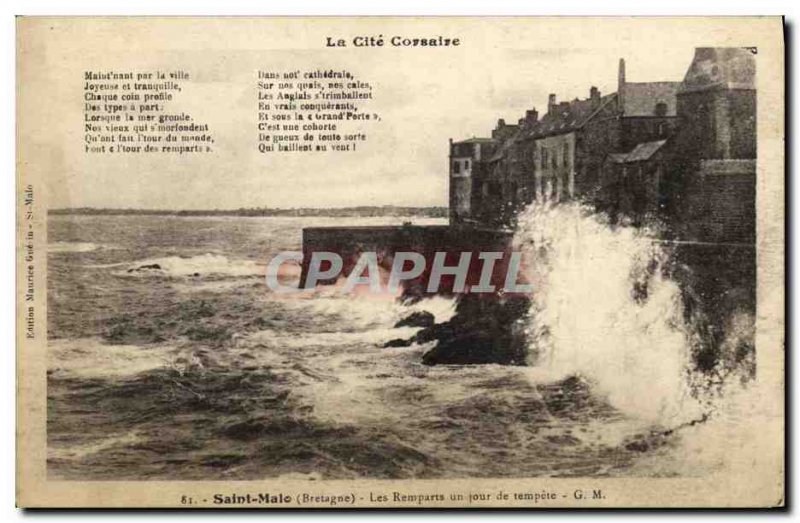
[540,148,547,169]
[563,143,570,169]
[453,160,460,174]
[465,159,470,170]
[655,102,668,117]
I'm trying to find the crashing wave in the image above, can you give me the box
[514,201,703,424]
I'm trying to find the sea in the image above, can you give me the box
[46,205,763,480]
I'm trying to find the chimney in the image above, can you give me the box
[548,94,556,114]
[491,119,506,139]
[589,86,600,108]
[618,58,626,112]
[525,109,538,124]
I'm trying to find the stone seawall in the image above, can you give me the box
[300,224,514,296]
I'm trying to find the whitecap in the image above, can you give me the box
[48,241,102,253]
[120,253,264,279]
[48,338,171,379]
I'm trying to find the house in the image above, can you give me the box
[524,59,679,212]
[448,120,517,226]
[448,137,498,224]
[526,88,617,204]
[602,139,669,225]
[446,48,755,244]
[448,58,680,228]
[594,48,756,237]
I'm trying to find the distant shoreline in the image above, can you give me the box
[48,206,448,218]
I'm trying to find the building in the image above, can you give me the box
[602,139,669,225]
[449,58,680,228]
[667,47,756,244]
[448,137,498,224]
[448,120,516,226]
[447,46,756,248]
[598,49,756,234]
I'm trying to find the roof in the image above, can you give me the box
[525,93,617,140]
[488,133,522,162]
[607,139,667,164]
[679,47,756,94]
[452,137,496,145]
[479,77,678,163]
[485,93,618,162]
[622,82,680,117]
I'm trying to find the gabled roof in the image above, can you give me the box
[607,139,667,164]
[622,82,680,117]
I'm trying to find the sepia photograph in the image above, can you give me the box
[15,16,784,509]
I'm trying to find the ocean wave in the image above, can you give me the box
[48,241,106,253]
[48,338,172,379]
[515,201,702,424]
[119,254,264,279]
[246,327,420,349]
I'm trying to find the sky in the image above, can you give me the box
[22,18,722,210]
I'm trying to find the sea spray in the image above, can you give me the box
[513,201,702,424]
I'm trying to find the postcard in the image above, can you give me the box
[16,16,785,508]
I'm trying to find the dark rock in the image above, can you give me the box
[393,311,435,329]
[381,295,531,364]
[421,294,530,366]
[127,263,162,273]
[413,322,454,344]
